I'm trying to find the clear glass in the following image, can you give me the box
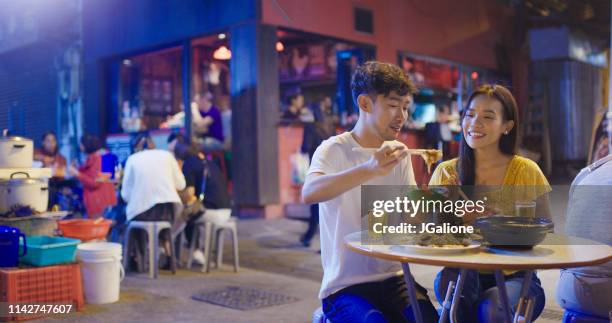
[515,200,536,218]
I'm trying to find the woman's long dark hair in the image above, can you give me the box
[457,84,519,185]
[81,134,102,155]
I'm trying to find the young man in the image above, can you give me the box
[302,61,439,322]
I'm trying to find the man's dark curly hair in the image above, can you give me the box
[351,61,417,107]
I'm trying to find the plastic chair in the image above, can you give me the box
[183,220,213,269]
[182,209,238,273]
[208,218,239,273]
[123,221,175,278]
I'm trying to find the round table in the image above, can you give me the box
[345,232,612,323]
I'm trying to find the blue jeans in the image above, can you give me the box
[434,268,545,323]
[322,275,439,323]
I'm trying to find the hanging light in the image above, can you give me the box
[218,33,226,40]
[276,41,285,52]
[213,45,231,60]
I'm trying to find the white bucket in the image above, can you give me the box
[77,242,124,304]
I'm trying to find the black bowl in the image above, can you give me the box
[474,216,553,248]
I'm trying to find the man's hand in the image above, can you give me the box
[364,145,408,176]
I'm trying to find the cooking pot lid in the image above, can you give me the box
[0,135,32,142]
[0,177,44,185]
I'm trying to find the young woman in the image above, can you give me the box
[34,132,67,179]
[429,84,551,322]
[69,134,117,218]
[35,132,69,209]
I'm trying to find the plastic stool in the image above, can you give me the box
[184,221,213,269]
[183,209,232,270]
[123,221,174,278]
[312,307,329,323]
[207,218,239,273]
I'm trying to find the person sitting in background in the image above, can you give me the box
[69,134,117,219]
[192,92,224,152]
[282,88,313,122]
[167,133,231,265]
[35,132,68,210]
[35,132,67,179]
[556,154,612,322]
[170,139,207,265]
[121,132,186,272]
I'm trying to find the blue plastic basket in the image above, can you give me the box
[19,236,80,267]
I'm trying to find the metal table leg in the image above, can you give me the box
[494,270,513,323]
[449,269,467,323]
[439,281,455,323]
[513,270,534,323]
[402,263,424,323]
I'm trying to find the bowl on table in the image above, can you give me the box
[474,216,553,248]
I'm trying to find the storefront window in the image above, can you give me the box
[276,29,374,125]
[118,46,183,132]
[398,52,509,130]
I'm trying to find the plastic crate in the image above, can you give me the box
[58,219,112,242]
[19,236,80,267]
[0,264,84,321]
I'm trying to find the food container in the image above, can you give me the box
[475,216,553,248]
[0,172,49,214]
[58,219,112,242]
[0,130,33,168]
[19,236,80,267]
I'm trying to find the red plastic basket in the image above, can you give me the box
[58,219,112,241]
[0,264,84,321]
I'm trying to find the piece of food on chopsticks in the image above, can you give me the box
[414,149,443,174]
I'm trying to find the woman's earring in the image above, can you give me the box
[504,131,509,135]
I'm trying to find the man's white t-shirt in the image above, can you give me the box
[308,132,416,299]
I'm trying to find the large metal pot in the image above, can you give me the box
[0,172,48,214]
[0,130,33,168]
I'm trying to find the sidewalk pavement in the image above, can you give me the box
[40,217,565,323]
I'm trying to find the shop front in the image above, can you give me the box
[82,0,518,217]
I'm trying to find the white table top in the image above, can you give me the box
[345,232,612,270]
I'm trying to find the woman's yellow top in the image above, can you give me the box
[429,155,551,275]
[429,155,551,215]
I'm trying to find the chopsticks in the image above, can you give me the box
[351,147,431,155]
